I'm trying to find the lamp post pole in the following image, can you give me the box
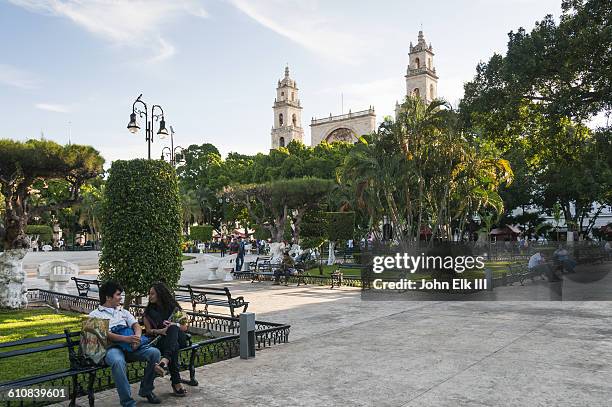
[127,94,169,159]
[161,126,184,166]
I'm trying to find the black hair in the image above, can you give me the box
[99,281,123,305]
[145,282,180,317]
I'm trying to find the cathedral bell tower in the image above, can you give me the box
[271,66,304,149]
[405,30,438,103]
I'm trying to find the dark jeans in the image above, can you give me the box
[531,264,559,281]
[236,255,244,271]
[274,268,288,283]
[156,325,188,385]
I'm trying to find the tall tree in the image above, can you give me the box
[0,139,104,309]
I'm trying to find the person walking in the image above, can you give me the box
[220,237,227,257]
[236,237,246,271]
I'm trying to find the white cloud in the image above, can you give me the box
[8,0,208,62]
[35,103,70,113]
[0,64,39,89]
[230,0,375,64]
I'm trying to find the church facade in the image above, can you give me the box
[271,30,438,149]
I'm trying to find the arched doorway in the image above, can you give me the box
[325,127,357,143]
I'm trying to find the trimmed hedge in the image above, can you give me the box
[99,159,182,298]
[189,225,213,242]
[300,209,327,249]
[25,225,53,242]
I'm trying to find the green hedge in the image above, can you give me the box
[99,159,182,298]
[300,209,327,249]
[25,225,53,242]
[189,225,213,242]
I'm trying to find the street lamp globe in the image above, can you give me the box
[157,118,169,137]
[127,113,140,134]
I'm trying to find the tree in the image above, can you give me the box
[0,139,103,309]
[460,0,612,232]
[189,225,213,242]
[338,96,512,245]
[224,178,334,243]
[99,160,182,304]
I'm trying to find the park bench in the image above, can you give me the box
[72,277,100,298]
[176,284,249,318]
[330,264,364,289]
[38,260,80,294]
[0,329,198,407]
[503,263,548,285]
[574,246,606,264]
[251,260,277,282]
[251,260,306,286]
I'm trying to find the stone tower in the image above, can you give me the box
[405,30,438,103]
[271,66,304,149]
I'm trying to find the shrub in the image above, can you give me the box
[99,160,182,299]
[189,225,213,242]
[300,209,327,249]
[25,225,53,243]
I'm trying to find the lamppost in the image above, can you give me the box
[160,125,184,166]
[127,94,169,159]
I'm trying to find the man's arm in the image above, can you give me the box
[108,331,129,343]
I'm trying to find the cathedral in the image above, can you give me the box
[271,30,438,149]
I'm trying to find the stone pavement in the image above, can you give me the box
[31,252,612,406]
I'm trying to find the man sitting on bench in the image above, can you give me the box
[273,250,295,286]
[89,281,162,406]
[528,252,561,282]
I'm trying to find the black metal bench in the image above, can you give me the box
[251,261,306,286]
[503,263,549,285]
[251,260,279,282]
[0,329,198,407]
[72,277,100,298]
[183,285,248,318]
[331,264,364,289]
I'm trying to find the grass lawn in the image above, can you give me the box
[181,254,196,261]
[0,307,85,382]
[0,307,211,384]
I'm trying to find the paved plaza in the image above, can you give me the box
[33,252,612,407]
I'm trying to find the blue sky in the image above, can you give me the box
[0,0,562,165]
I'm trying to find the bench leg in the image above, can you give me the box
[69,374,78,407]
[184,348,199,386]
[88,372,96,407]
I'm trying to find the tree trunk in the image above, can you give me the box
[327,241,336,266]
[0,248,29,309]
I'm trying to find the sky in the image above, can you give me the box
[0,0,563,165]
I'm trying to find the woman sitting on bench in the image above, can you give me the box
[143,282,190,397]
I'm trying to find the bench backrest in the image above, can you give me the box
[72,277,100,297]
[0,331,79,360]
[187,285,232,300]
